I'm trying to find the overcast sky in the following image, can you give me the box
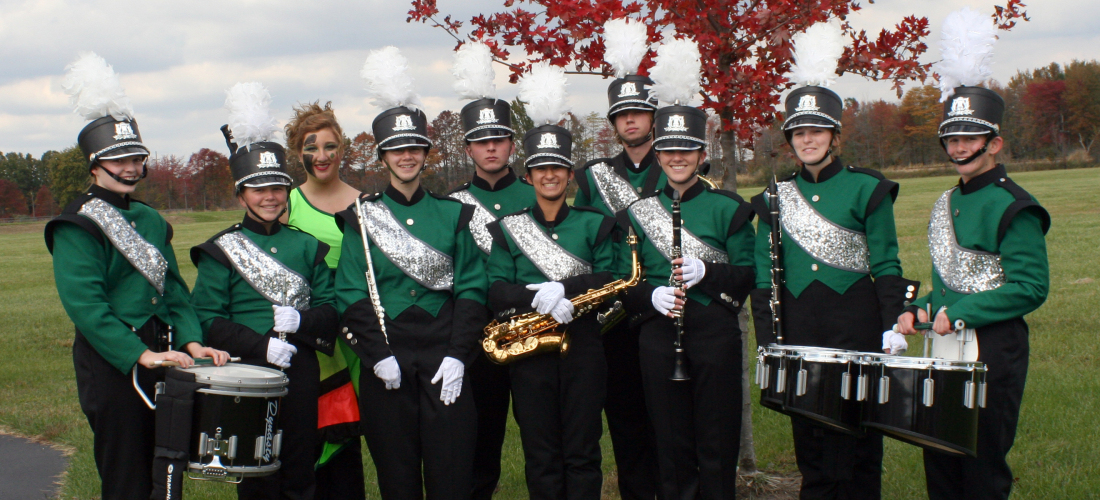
[1,0,1096,158]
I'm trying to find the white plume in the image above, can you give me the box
[224,82,280,150]
[649,36,702,106]
[789,19,846,87]
[604,18,648,78]
[60,52,134,121]
[360,46,422,110]
[934,7,997,102]
[517,62,569,126]
[452,42,497,100]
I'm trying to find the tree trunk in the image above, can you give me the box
[738,306,758,473]
[719,128,739,192]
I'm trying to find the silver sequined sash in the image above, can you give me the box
[777,181,870,273]
[500,213,592,282]
[214,231,312,310]
[357,199,454,291]
[928,188,1006,294]
[78,198,167,295]
[591,163,640,213]
[629,197,728,263]
[448,189,496,255]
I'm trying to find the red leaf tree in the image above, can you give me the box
[409,0,1027,188]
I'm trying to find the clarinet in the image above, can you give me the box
[768,172,785,345]
[354,198,390,348]
[669,190,690,381]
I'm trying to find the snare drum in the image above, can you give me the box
[781,347,865,435]
[860,355,987,456]
[185,363,289,482]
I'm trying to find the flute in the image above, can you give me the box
[354,198,390,347]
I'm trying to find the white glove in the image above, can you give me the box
[550,298,575,324]
[680,257,706,289]
[373,356,401,390]
[882,330,908,355]
[431,357,465,405]
[272,305,301,333]
[266,337,297,369]
[652,286,679,316]
[527,281,566,315]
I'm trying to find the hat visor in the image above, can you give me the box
[525,157,573,169]
[466,128,514,142]
[609,103,657,119]
[97,145,150,161]
[939,124,995,137]
[238,175,293,190]
[654,139,705,151]
[783,116,836,131]
[379,136,432,151]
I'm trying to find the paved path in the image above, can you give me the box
[0,433,67,499]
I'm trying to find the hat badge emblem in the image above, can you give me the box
[477,108,498,125]
[665,115,688,132]
[618,82,640,98]
[257,151,279,169]
[113,122,138,141]
[537,132,560,149]
[393,115,416,131]
[948,97,974,117]
[795,95,819,112]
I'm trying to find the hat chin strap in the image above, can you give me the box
[802,149,833,168]
[622,131,653,148]
[245,204,287,225]
[97,163,148,186]
[941,139,989,166]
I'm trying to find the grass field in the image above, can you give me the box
[0,167,1096,498]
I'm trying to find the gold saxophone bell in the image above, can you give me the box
[482,229,642,365]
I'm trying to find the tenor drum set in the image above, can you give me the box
[756,329,987,457]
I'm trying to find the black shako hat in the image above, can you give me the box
[607,74,658,121]
[460,98,514,142]
[939,86,1004,138]
[523,124,573,168]
[652,105,707,151]
[372,106,432,153]
[782,85,843,138]
[221,125,292,193]
[77,115,150,167]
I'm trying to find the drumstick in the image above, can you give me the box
[152,356,241,368]
[893,322,934,333]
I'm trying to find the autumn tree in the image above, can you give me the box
[1063,60,1100,154]
[186,148,232,210]
[0,152,48,215]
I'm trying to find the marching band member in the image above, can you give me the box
[484,63,613,500]
[572,19,662,498]
[190,83,339,499]
[45,53,228,500]
[335,46,489,500]
[282,100,365,499]
[748,22,919,499]
[446,42,536,500]
[616,37,756,500]
[896,10,1049,499]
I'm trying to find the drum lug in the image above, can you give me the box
[856,374,868,402]
[795,369,807,397]
[923,377,935,407]
[840,372,851,400]
[273,430,284,458]
[254,436,265,461]
[878,376,890,404]
[198,432,209,456]
[227,435,238,460]
[755,358,765,388]
[963,381,978,409]
[978,381,988,408]
[776,367,787,394]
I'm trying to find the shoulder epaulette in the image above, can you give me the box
[845,166,900,214]
[579,158,613,171]
[189,223,240,268]
[447,182,472,195]
[706,188,755,235]
[705,187,747,204]
[45,193,104,253]
[500,206,532,220]
[994,175,1051,239]
[845,165,886,180]
[428,190,465,204]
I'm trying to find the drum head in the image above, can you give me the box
[185,363,289,390]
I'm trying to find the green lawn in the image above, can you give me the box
[1,167,1095,498]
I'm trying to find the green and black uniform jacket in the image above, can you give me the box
[574,149,665,216]
[449,167,535,257]
[485,204,618,321]
[45,185,205,374]
[617,182,756,327]
[906,165,1050,328]
[190,216,338,363]
[749,159,916,341]
[334,185,489,366]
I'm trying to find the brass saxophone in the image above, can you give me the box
[482,227,642,364]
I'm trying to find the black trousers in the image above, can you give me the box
[470,353,512,500]
[638,301,743,500]
[603,320,661,500]
[359,305,478,500]
[924,318,1029,500]
[73,329,158,500]
[510,319,607,500]
[791,420,883,500]
[315,438,366,500]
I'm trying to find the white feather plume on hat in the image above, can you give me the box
[452,42,497,100]
[788,19,846,87]
[604,18,648,79]
[934,7,997,102]
[518,62,570,126]
[224,82,280,150]
[361,46,422,110]
[649,35,702,106]
[60,52,134,121]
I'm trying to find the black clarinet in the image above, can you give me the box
[768,172,785,345]
[670,190,690,381]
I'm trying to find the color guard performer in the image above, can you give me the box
[45,53,229,500]
[446,42,536,500]
[616,37,756,500]
[748,22,919,499]
[335,46,489,500]
[190,83,339,499]
[896,10,1049,499]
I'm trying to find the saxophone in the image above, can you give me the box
[482,227,642,364]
